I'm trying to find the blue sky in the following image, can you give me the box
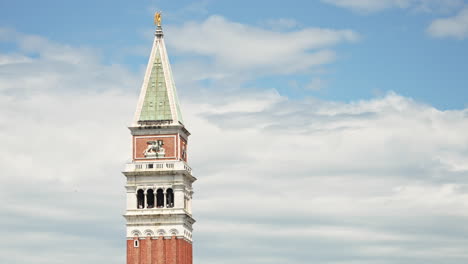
[1,1,468,264]
[1,0,467,109]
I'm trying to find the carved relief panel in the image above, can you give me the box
[133,135,177,160]
[180,137,188,162]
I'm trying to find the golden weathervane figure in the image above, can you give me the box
[154,12,162,26]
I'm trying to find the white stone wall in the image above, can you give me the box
[123,161,196,242]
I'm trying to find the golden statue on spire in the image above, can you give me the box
[154,12,162,26]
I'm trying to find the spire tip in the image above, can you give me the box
[154,12,162,27]
[154,11,164,37]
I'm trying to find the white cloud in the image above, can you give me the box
[306,77,327,91]
[187,91,468,264]
[0,29,137,94]
[322,0,410,13]
[0,29,137,263]
[165,15,358,76]
[1,27,468,264]
[427,7,468,39]
[322,0,464,13]
[263,18,299,30]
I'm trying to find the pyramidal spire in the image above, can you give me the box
[133,13,184,126]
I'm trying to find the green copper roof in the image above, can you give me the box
[139,47,172,121]
[134,28,185,126]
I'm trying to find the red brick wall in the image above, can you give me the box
[177,239,183,264]
[140,239,148,264]
[127,240,135,264]
[167,237,176,264]
[155,237,165,264]
[127,237,192,264]
[189,243,192,264]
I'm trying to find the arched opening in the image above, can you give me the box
[166,188,174,208]
[147,189,154,208]
[137,189,145,209]
[156,189,164,208]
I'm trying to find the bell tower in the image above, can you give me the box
[123,12,195,264]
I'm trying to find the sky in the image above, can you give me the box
[0,0,468,263]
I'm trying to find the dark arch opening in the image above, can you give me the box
[147,189,154,208]
[166,188,174,208]
[156,189,164,208]
[137,189,145,209]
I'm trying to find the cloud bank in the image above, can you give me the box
[321,0,464,14]
[164,15,358,85]
[427,7,468,39]
[1,20,468,264]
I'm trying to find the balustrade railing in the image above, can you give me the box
[125,161,192,173]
